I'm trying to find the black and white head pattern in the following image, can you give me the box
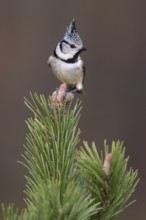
[55,19,86,62]
[64,19,83,48]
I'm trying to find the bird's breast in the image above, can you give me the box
[48,56,84,86]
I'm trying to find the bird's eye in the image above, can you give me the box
[70,44,76,48]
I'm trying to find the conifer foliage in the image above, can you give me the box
[2,93,139,220]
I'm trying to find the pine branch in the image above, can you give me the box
[1,204,26,220]
[23,93,81,187]
[77,140,139,220]
[25,180,99,220]
[22,93,99,220]
[1,93,139,220]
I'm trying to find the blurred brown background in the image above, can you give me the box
[0,0,146,219]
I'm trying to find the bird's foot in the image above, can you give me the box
[51,83,74,108]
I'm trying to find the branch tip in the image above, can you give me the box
[103,153,112,176]
[50,83,74,108]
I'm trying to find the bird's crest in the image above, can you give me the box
[64,19,83,47]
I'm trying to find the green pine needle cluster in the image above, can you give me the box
[1,93,139,220]
[77,141,139,220]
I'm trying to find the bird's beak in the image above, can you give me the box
[82,47,87,51]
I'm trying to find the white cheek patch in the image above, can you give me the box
[62,44,70,54]
[56,44,78,61]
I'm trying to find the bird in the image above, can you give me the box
[48,19,86,93]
